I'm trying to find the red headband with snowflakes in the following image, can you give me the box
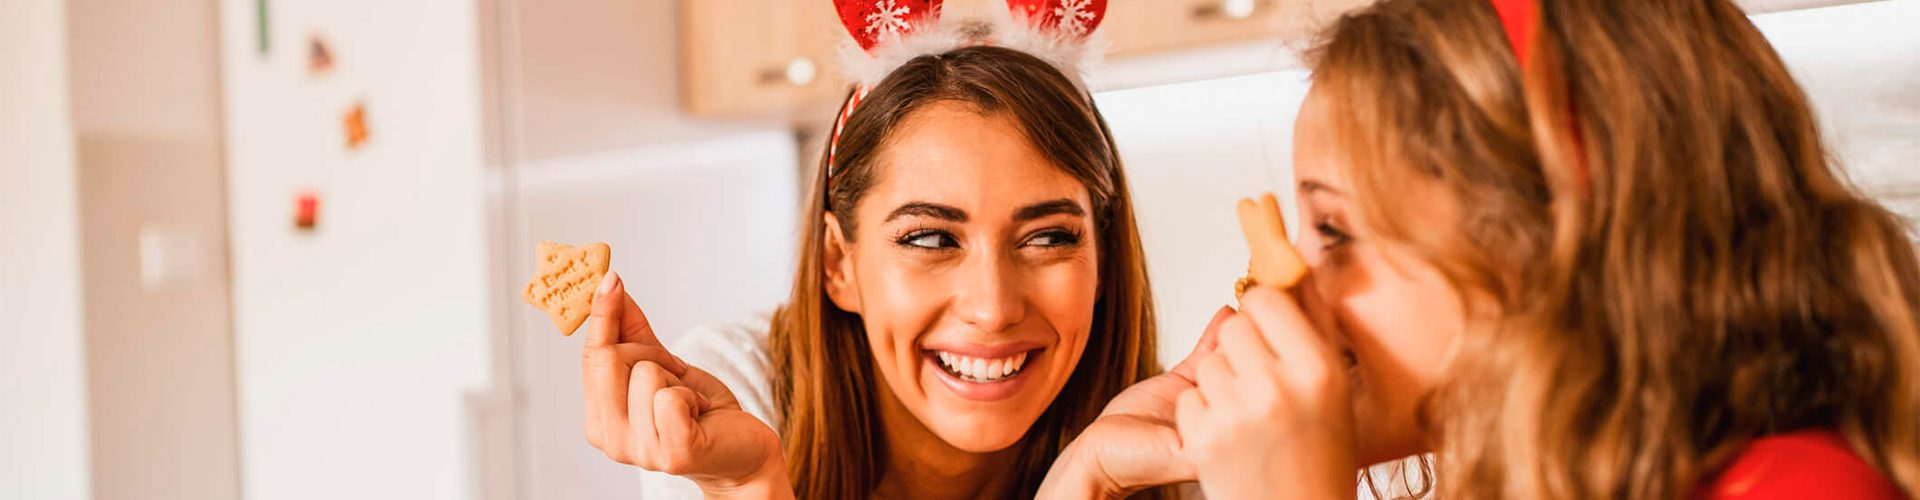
[824,0,1109,186]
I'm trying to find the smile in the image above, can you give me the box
[919,342,1046,402]
[933,350,1029,383]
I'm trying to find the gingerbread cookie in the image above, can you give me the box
[522,241,611,336]
[1235,193,1308,296]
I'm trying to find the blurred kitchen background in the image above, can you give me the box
[3,0,1915,498]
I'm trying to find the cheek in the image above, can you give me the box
[1027,254,1101,336]
[1318,250,1461,396]
[1330,264,1463,459]
[853,255,954,393]
[1342,282,1458,393]
[858,256,952,326]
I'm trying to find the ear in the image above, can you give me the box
[822,212,863,314]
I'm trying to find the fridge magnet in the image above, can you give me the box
[343,101,369,149]
[294,190,320,231]
[307,34,334,75]
[256,0,270,56]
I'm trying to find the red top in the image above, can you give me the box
[1698,429,1905,500]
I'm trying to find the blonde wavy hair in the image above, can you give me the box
[1308,0,1920,498]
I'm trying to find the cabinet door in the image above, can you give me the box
[1111,0,1374,56]
[683,0,846,118]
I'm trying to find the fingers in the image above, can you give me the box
[583,344,636,460]
[1174,388,1208,446]
[585,271,666,349]
[651,386,705,475]
[1214,313,1275,375]
[1237,288,1335,378]
[624,361,676,463]
[1193,349,1235,410]
[1196,305,1233,355]
[1171,305,1236,378]
[583,342,690,460]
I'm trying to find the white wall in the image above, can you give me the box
[0,0,92,497]
[1753,0,1920,219]
[218,0,493,497]
[1096,70,1313,368]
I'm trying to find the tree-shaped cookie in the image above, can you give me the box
[522,241,611,336]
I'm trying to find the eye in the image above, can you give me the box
[897,229,959,250]
[1315,219,1352,250]
[1023,228,1083,248]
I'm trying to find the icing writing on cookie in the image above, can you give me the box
[522,241,612,336]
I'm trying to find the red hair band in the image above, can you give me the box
[821,0,1109,201]
[1489,0,1590,193]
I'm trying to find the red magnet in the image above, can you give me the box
[294,191,319,230]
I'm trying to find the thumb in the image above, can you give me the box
[1171,305,1234,378]
[585,271,627,348]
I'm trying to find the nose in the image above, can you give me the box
[951,252,1027,334]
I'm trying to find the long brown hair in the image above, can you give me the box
[768,45,1165,499]
[1309,0,1920,498]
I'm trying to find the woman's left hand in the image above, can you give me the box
[1036,306,1232,499]
[1176,286,1358,500]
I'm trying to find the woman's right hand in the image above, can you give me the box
[581,271,791,498]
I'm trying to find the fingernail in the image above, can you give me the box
[598,271,619,297]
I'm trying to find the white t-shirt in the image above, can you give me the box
[636,314,1205,499]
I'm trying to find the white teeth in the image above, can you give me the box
[933,350,1031,382]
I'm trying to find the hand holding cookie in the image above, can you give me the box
[1175,195,1355,500]
[577,270,791,497]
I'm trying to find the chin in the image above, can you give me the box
[1351,401,1431,465]
[924,412,1033,452]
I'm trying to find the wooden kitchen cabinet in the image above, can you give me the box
[1108,0,1375,56]
[681,0,848,118]
[680,0,1376,118]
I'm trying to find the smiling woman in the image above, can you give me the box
[775,45,1164,499]
[583,42,1179,500]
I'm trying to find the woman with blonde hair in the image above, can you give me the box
[1172,0,1920,498]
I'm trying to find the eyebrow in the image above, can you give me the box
[1298,179,1347,197]
[882,198,1087,224]
[1014,199,1086,222]
[886,202,968,223]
